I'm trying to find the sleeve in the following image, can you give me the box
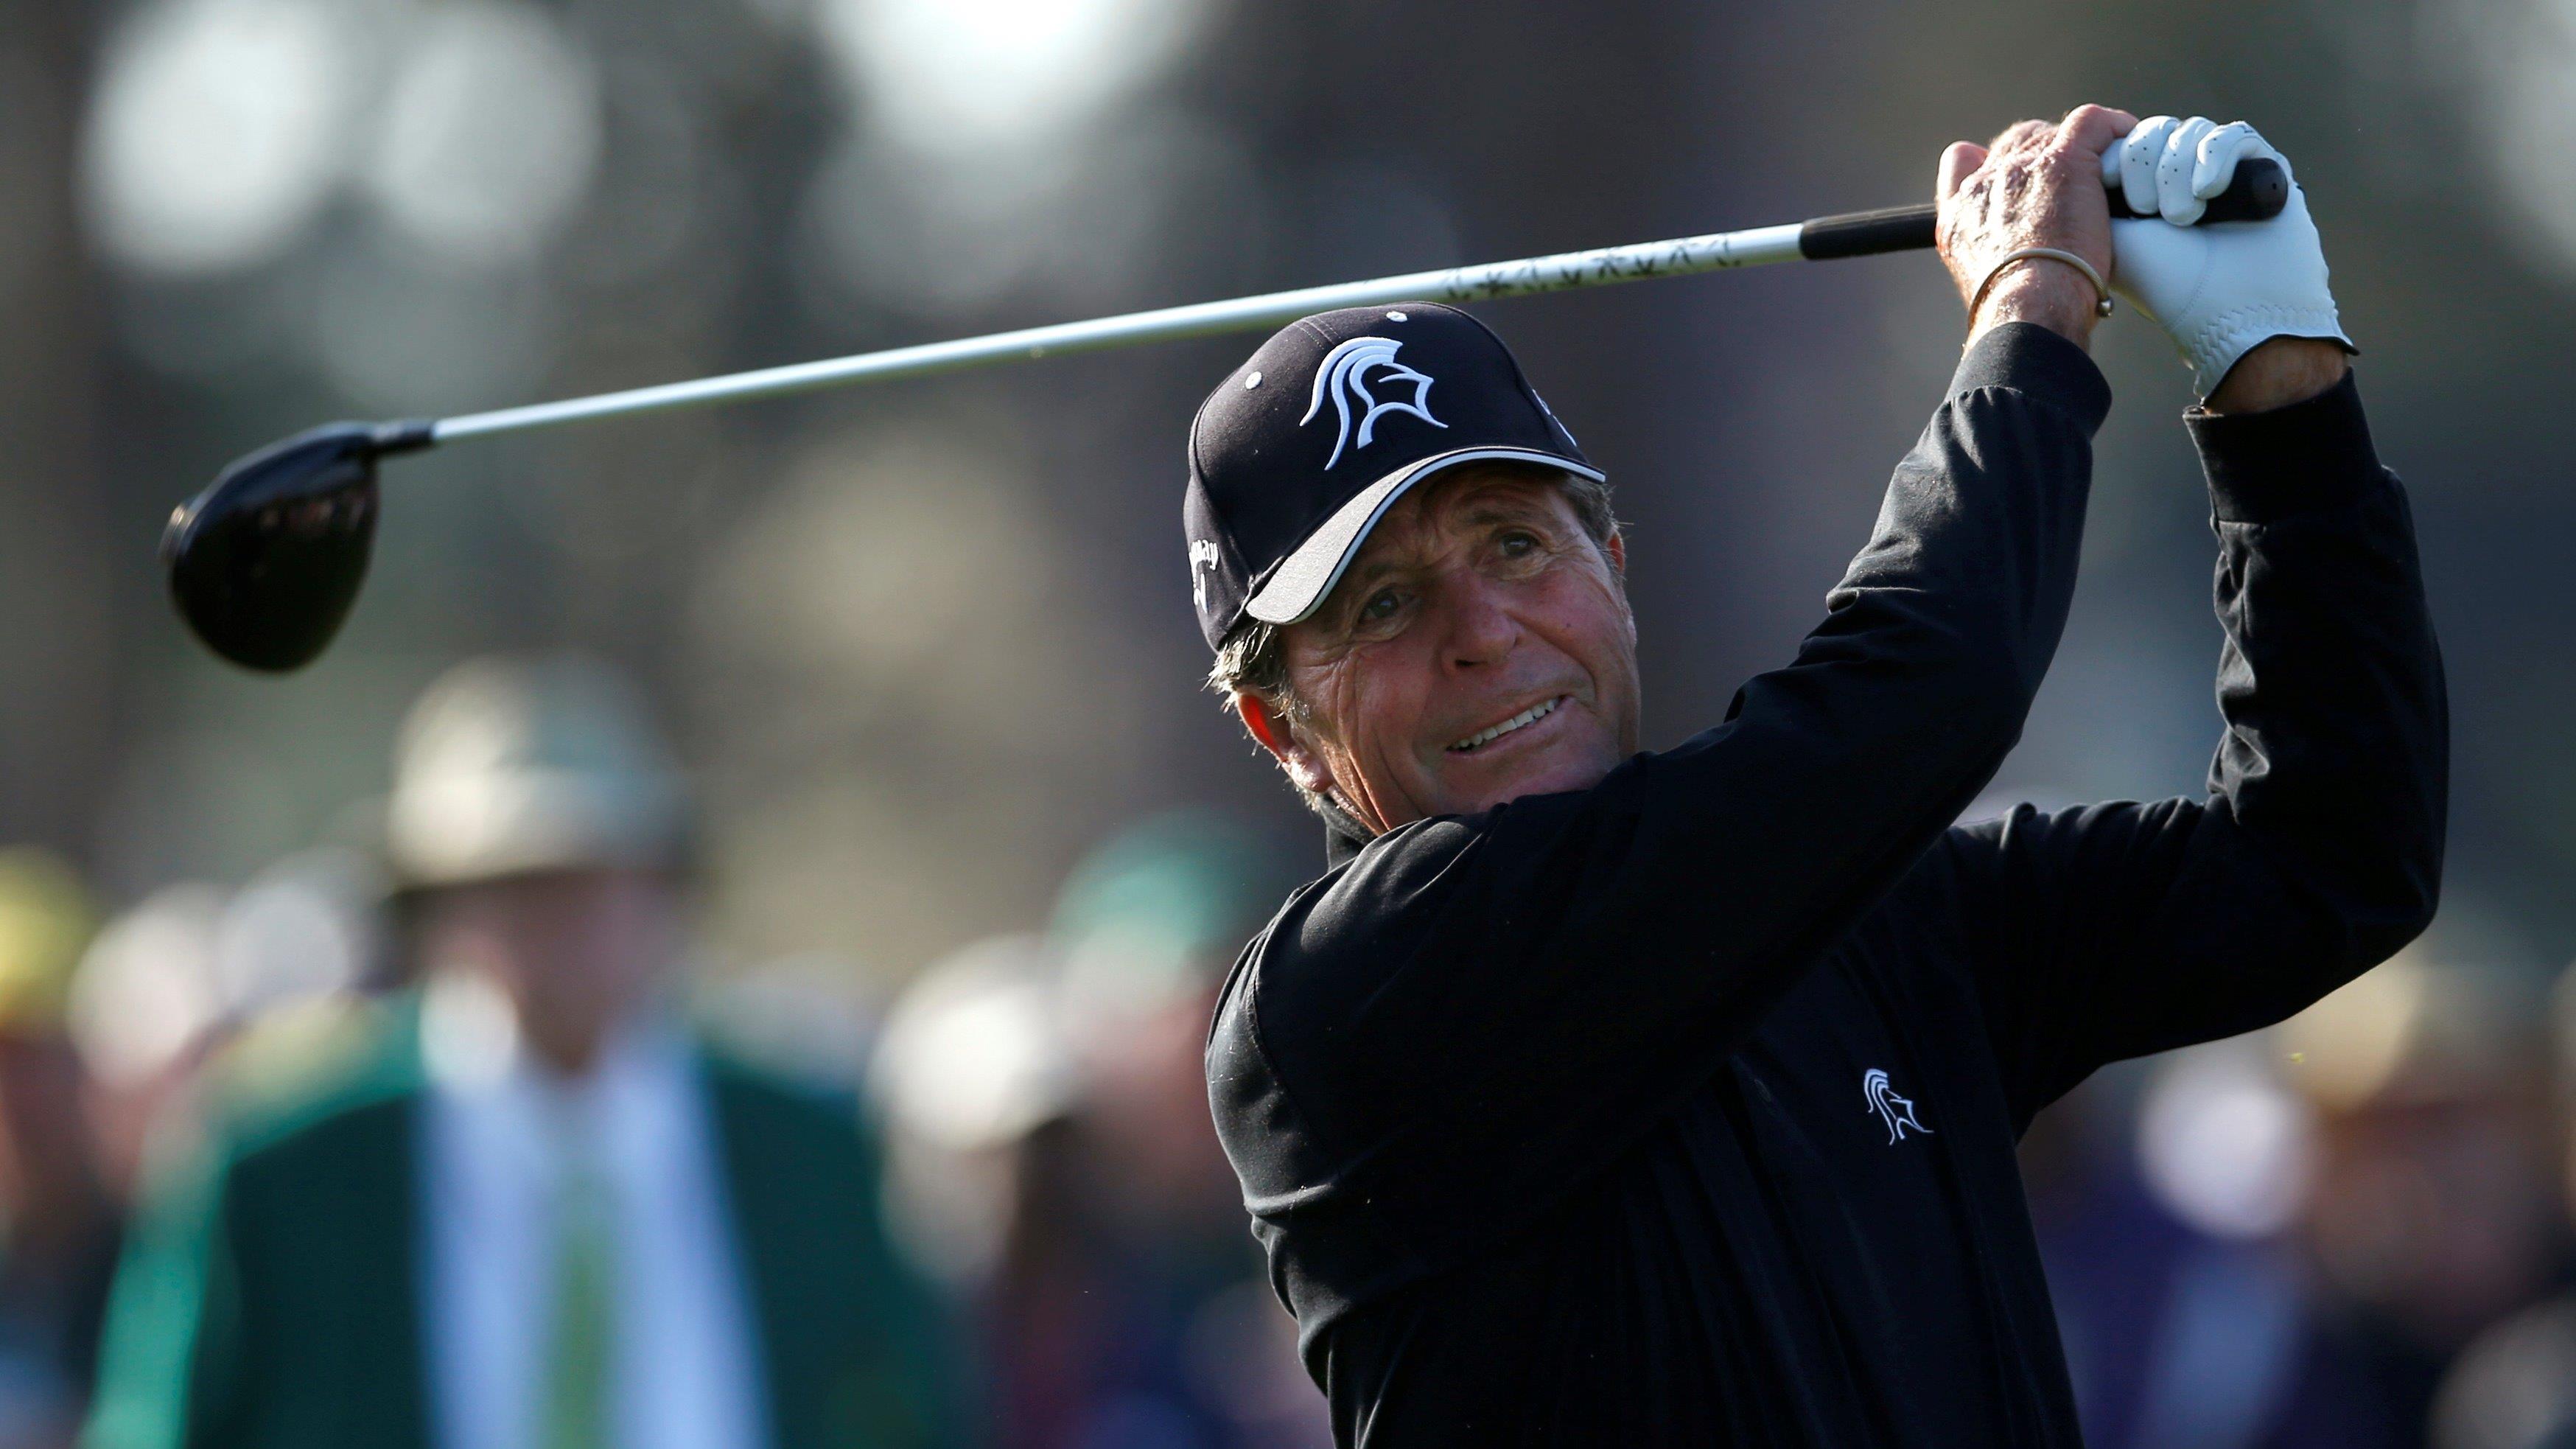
[1228,322,2110,1238]
[1940,370,2446,1131]
[81,1142,250,1449]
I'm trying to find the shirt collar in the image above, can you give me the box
[421,973,699,1181]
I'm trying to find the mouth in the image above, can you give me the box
[1446,695,1569,754]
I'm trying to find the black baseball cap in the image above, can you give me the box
[1183,303,1600,652]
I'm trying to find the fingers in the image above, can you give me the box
[1942,108,2129,322]
[2191,120,2271,198]
[2157,115,2216,223]
[1987,107,2135,170]
[2120,115,2178,217]
[1938,141,1987,200]
[2057,103,2138,157]
[2109,115,2284,223]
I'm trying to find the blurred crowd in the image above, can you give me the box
[0,652,1323,1449]
[2025,959,2576,1449]
[0,653,2554,1448]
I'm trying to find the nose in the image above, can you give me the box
[1438,570,1520,673]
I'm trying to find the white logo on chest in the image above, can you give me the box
[1863,1068,1933,1145]
[1301,336,1445,469]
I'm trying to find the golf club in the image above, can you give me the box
[163,159,2288,673]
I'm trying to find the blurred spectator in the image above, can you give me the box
[2032,954,2570,1449]
[2435,1297,2576,1449]
[873,935,1077,1294]
[64,887,228,1204]
[2282,956,2566,1438]
[2425,959,2576,1449]
[67,853,388,1205]
[85,655,960,1449]
[875,815,1323,1449]
[2030,1054,2393,1449]
[0,851,119,1449]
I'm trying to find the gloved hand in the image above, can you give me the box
[2100,116,2354,398]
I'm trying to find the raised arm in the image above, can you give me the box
[1946,346,2443,1129]
[1924,120,2444,1130]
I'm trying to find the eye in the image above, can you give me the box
[1359,587,1404,623]
[1497,530,1539,556]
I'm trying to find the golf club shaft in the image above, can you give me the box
[431,222,1819,444]
[430,158,2285,446]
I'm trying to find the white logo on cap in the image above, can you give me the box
[1301,336,1445,469]
[1532,389,1578,447]
[1189,540,1222,611]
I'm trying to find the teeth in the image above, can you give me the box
[1450,696,1561,753]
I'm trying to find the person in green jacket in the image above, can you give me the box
[85,655,964,1449]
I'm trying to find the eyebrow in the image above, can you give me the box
[1330,559,1408,615]
[1331,500,1556,602]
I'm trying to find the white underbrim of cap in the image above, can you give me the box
[1242,447,1606,627]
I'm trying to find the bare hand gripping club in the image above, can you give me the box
[162,160,2288,672]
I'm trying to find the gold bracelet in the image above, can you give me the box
[1970,246,2115,323]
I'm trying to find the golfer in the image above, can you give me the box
[1184,107,2444,1445]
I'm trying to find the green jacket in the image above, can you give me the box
[84,1009,961,1449]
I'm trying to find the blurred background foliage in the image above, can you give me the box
[7,0,2571,982]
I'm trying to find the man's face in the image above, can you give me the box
[1242,467,1641,833]
[416,867,677,1075]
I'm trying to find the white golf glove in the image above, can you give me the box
[2099,116,2353,399]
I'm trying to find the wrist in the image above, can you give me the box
[1967,262,2101,351]
[2201,336,2351,414]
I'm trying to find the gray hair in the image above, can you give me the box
[1206,468,1621,828]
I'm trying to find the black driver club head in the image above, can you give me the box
[162,419,434,672]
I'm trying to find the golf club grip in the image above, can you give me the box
[1796,156,2289,261]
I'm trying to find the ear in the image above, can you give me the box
[1595,526,1637,641]
[1232,693,1340,799]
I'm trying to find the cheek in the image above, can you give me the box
[1306,645,1430,767]
[1535,571,1636,674]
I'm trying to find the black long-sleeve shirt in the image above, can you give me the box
[1204,323,2446,1447]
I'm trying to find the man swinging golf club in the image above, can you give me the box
[1188,106,2445,1445]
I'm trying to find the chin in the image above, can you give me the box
[1444,740,1620,814]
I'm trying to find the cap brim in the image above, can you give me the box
[1242,447,1606,627]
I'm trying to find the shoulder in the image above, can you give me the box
[1266,812,1516,969]
[1222,786,1648,1037]
[1219,820,1471,1021]
[164,1024,424,1260]
[1209,811,1530,1125]
[696,1047,876,1181]
[208,999,422,1174]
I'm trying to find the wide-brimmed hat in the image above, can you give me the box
[386,654,689,890]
